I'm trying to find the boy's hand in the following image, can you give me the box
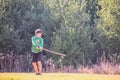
[36,47,43,50]
[36,47,39,49]
[39,47,43,50]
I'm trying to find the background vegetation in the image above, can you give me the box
[0,0,120,73]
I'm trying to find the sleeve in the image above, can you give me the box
[31,37,41,47]
[39,38,44,47]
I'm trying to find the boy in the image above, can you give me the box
[31,29,44,75]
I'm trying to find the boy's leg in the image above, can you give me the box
[37,61,42,74]
[32,62,39,74]
[37,53,43,74]
[32,53,39,74]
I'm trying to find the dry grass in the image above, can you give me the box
[78,63,120,74]
[0,73,120,80]
[77,53,120,74]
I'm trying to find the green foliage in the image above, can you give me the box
[48,0,94,67]
[0,0,119,69]
[51,26,94,67]
[0,0,57,53]
[97,0,120,54]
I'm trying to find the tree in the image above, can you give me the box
[97,0,120,55]
[0,0,57,54]
[48,0,94,67]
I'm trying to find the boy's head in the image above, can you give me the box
[35,29,43,37]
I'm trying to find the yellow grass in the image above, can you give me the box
[0,73,120,80]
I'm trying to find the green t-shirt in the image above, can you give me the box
[31,36,44,53]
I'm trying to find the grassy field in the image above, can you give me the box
[0,73,120,80]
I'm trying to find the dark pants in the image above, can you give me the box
[32,52,42,62]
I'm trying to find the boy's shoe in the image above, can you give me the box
[36,73,42,75]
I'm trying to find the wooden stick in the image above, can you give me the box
[43,48,66,57]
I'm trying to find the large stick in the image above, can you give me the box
[43,48,66,57]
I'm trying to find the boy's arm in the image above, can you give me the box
[32,37,41,47]
[39,39,44,47]
[32,37,44,49]
[39,39,44,50]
